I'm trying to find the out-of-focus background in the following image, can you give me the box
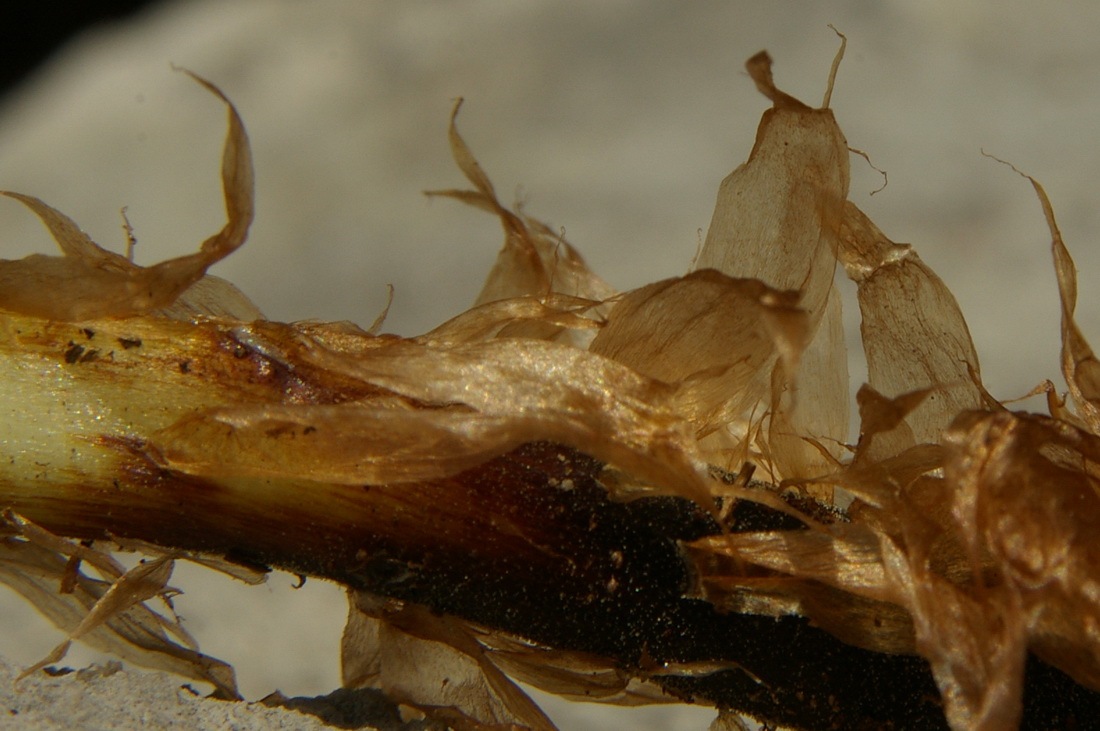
[2,2,1099,729]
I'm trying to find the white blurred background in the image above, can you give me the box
[2,2,1100,729]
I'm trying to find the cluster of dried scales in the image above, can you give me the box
[0,43,1098,731]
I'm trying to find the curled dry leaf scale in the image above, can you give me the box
[0,50,1099,731]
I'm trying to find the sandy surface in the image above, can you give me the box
[2,2,1099,729]
[0,656,354,730]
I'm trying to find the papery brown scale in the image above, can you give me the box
[589,269,806,439]
[850,383,928,468]
[695,50,850,482]
[152,327,719,509]
[766,284,848,489]
[979,159,1100,426]
[943,411,1100,692]
[878,532,1028,731]
[0,71,254,322]
[829,442,944,511]
[839,201,983,447]
[696,52,847,327]
[872,408,1100,728]
[689,518,921,657]
[155,403,647,487]
[1016,168,1100,431]
[426,99,615,318]
[327,337,716,507]
[155,274,264,320]
[419,296,601,347]
[0,525,239,699]
[343,591,557,731]
[484,636,675,708]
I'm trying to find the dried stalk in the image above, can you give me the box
[2,51,1100,731]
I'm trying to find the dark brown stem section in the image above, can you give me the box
[4,439,1097,729]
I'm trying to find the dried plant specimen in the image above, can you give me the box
[1,47,1099,731]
